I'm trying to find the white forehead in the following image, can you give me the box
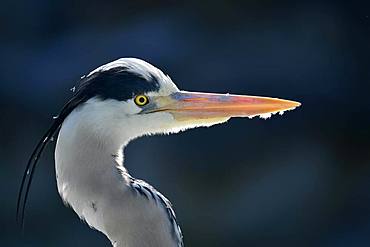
[87,58,179,96]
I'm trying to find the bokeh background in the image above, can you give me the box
[1,0,370,246]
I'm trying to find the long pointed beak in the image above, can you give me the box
[150,91,301,121]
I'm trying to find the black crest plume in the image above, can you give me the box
[15,90,88,228]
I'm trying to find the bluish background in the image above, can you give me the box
[1,0,370,246]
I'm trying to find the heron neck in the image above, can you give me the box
[55,110,132,243]
[54,107,179,247]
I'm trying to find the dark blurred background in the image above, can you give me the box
[1,0,370,246]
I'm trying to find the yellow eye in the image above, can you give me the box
[134,95,149,106]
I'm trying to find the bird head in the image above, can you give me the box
[62,58,300,144]
[16,57,301,226]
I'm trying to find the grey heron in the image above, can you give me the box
[17,58,300,247]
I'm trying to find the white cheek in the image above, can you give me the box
[125,112,176,137]
[121,100,142,115]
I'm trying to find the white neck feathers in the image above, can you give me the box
[54,100,182,247]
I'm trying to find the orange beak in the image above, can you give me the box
[149,91,301,121]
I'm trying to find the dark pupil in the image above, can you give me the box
[139,97,145,103]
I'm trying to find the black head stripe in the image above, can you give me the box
[76,68,161,101]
